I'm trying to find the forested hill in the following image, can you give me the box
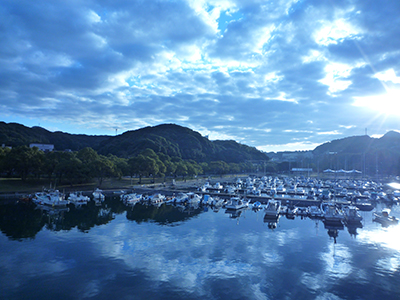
[313,131,400,155]
[0,122,109,150]
[96,124,269,163]
[313,131,400,175]
[0,122,269,163]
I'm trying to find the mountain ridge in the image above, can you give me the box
[0,122,268,163]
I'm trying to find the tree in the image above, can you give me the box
[107,154,129,178]
[89,155,115,186]
[4,146,44,181]
[0,146,11,175]
[129,154,159,184]
[209,161,229,175]
[175,162,188,179]
[55,153,83,185]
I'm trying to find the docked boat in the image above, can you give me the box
[92,188,105,201]
[186,192,202,206]
[121,193,142,206]
[342,205,363,224]
[252,201,262,211]
[353,198,374,211]
[307,205,324,218]
[68,191,90,206]
[373,208,399,227]
[147,193,165,206]
[33,189,69,208]
[264,199,281,217]
[321,202,344,224]
[224,197,249,210]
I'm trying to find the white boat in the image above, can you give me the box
[121,193,142,205]
[264,199,281,217]
[147,193,165,206]
[33,189,69,208]
[225,185,237,194]
[186,192,202,206]
[343,205,363,224]
[321,202,344,223]
[373,208,399,226]
[276,185,286,193]
[252,201,262,210]
[224,197,249,210]
[68,191,90,206]
[171,192,189,204]
[92,188,105,201]
[307,205,324,218]
[214,182,223,189]
[210,197,226,208]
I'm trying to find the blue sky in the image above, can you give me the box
[1,0,400,152]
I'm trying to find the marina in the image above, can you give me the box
[1,175,400,299]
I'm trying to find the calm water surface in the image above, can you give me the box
[1,198,400,300]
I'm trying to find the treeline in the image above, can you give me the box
[0,146,267,185]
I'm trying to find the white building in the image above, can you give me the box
[29,143,54,152]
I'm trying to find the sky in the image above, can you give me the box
[1,0,400,152]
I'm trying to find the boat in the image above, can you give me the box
[224,197,249,210]
[67,191,90,206]
[186,192,202,206]
[353,198,374,211]
[307,205,324,218]
[121,193,142,206]
[252,201,262,211]
[210,197,226,209]
[342,205,363,224]
[321,202,344,224]
[373,208,399,227]
[284,206,298,219]
[33,189,69,208]
[92,188,105,201]
[264,199,281,217]
[147,193,165,206]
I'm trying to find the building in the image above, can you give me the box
[29,143,54,152]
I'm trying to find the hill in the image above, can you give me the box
[313,131,400,155]
[313,131,400,175]
[0,122,109,151]
[0,122,269,163]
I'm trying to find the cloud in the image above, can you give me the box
[1,0,400,151]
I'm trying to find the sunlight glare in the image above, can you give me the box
[353,90,400,116]
[359,225,400,251]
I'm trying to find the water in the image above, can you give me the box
[1,198,400,300]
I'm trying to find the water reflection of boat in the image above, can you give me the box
[373,208,399,227]
[225,208,245,219]
[346,222,363,237]
[264,214,280,229]
[324,221,344,244]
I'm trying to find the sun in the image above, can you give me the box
[353,90,400,116]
